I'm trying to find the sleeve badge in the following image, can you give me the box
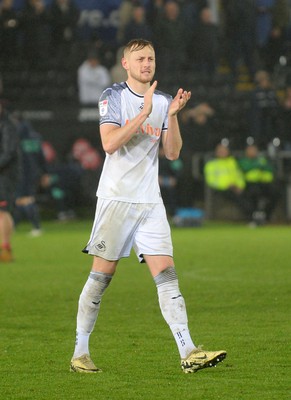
[99,100,108,116]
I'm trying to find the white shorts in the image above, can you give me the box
[83,199,173,262]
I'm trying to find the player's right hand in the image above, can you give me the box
[143,80,157,117]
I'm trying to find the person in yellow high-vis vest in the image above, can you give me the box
[204,143,252,220]
[238,145,280,224]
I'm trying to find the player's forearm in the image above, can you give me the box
[163,115,183,160]
[101,111,149,154]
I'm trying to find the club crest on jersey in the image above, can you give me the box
[99,100,108,116]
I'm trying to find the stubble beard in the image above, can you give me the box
[131,69,155,84]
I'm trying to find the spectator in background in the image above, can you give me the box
[19,0,50,69]
[146,0,164,25]
[255,0,290,72]
[71,138,103,205]
[116,0,136,45]
[179,102,217,207]
[110,46,128,83]
[204,143,252,220]
[222,0,257,82]
[249,70,280,147]
[48,0,80,67]
[14,117,47,236]
[154,1,188,83]
[123,3,153,44]
[177,0,208,27]
[180,102,217,153]
[158,145,183,217]
[264,0,289,72]
[279,78,291,150]
[87,33,116,70]
[41,141,80,221]
[0,99,19,262]
[287,0,291,41]
[116,0,151,44]
[188,6,220,80]
[207,0,220,25]
[255,0,276,69]
[77,50,111,106]
[0,0,19,65]
[238,144,279,225]
[71,138,103,172]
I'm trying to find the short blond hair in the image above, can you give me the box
[123,39,154,56]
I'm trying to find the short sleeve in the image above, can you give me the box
[99,86,122,126]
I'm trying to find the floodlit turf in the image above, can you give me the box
[0,220,290,400]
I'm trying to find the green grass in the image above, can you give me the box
[0,220,290,399]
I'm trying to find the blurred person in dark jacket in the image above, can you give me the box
[14,117,47,236]
[222,0,257,82]
[188,6,220,80]
[238,144,280,224]
[48,0,80,66]
[249,70,280,147]
[180,102,217,154]
[41,140,81,221]
[256,0,289,72]
[0,100,19,262]
[123,3,153,44]
[19,0,50,69]
[279,79,291,150]
[154,1,188,81]
[158,144,183,217]
[0,0,19,64]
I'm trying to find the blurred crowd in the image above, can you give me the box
[0,0,291,76]
[0,0,80,70]
[1,99,104,239]
[1,0,291,226]
[204,142,280,226]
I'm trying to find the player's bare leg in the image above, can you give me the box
[0,210,14,262]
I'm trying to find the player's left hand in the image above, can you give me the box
[169,89,191,116]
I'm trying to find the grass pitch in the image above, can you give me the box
[0,220,290,400]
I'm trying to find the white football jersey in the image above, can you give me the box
[97,82,172,203]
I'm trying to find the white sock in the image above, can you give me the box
[170,324,196,359]
[73,271,112,358]
[154,267,196,359]
[74,333,90,358]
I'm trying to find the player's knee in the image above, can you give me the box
[154,266,178,287]
[154,267,188,326]
[79,272,113,309]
